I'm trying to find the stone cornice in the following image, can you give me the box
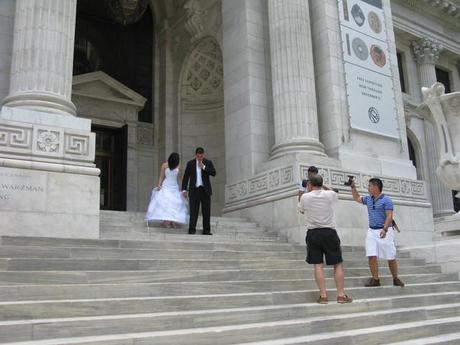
[421,0,460,18]
[392,15,460,55]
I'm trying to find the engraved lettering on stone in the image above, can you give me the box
[37,131,59,152]
[0,183,44,193]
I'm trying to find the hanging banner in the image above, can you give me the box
[338,0,399,138]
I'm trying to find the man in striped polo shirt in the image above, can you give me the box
[350,178,404,287]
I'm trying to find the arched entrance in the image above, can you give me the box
[179,37,225,215]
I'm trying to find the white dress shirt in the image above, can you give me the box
[196,160,204,187]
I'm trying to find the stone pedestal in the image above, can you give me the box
[0,0,100,239]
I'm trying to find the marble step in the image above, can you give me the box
[386,332,460,345]
[0,265,443,285]
[0,281,458,320]
[5,316,460,345]
[0,246,310,261]
[0,246,418,264]
[226,317,460,345]
[100,228,287,242]
[100,211,251,224]
[102,223,267,233]
[1,299,459,343]
[0,256,433,271]
[0,273,454,302]
[0,245,308,260]
[0,236,305,252]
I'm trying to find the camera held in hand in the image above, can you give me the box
[298,179,309,192]
[344,175,355,186]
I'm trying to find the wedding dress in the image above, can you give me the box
[145,168,189,225]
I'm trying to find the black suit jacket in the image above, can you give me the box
[182,158,216,196]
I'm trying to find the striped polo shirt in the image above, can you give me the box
[362,194,394,229]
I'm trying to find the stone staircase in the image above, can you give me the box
[0,212,459,344]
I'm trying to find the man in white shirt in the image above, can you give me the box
[298,175,352,304]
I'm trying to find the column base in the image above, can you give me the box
[270,138,326,160]
[2,92,77,117]
[0,106,100,239]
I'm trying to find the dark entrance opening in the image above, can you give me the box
[93,125,127,210]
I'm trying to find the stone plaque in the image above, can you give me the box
[0,167,47,212]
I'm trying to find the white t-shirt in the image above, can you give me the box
[298,190,338,229]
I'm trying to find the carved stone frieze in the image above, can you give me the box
[226,165,428,205]
[0,124,33,151]
[0,120,94,163]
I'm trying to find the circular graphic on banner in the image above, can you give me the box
[368,11,382,34]
[368,107,380,123]
[352,37,369,61]
[351,4,365,27]
[370,45,386,67]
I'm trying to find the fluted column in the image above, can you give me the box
[412,37,455,217]
[268,0,325,158]
[2,0,77,116]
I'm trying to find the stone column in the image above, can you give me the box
[412,37,455,217]
[2,0,77,116]
[267,0,325,158]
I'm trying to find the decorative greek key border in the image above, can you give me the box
[226,164,427,204]
[0,120,95,163]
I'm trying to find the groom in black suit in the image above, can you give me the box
[182,147,216,235]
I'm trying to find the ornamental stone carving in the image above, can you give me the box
[37,131,59,153]
[182,38,223,99]
[183,0,207,41]
[107,0,149,25]
[411,38,442,65]
[420,83,460,208]
[0,125,33,150]
[226,165,428,205]
[422,0,460,18]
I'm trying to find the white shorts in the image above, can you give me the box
[365,226,396,260]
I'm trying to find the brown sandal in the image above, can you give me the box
[337,295,353,304]
[317,296,328,304]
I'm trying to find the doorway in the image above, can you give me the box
[93,125,128,210]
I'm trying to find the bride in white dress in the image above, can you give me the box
[145,152,189,227]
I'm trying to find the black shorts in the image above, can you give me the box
[306,228,343,265]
